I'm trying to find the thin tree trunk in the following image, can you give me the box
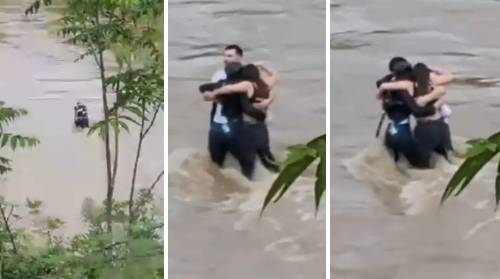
[129,103,161,224]
[134,170,164,214]
[129,100,146,224]
[143,105,161,138]
[0,205,17,254]
[95,5,114,233]
[146,170,164,196]
[110,113,119,192]
[0,241,4,278]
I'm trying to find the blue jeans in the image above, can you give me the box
[385,121,431,168]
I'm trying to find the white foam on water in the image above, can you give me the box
[168,148,317,226]
[343,136,486,216]
[264,236,316,263]
[28,95,64,100]
[463,213,500,240]
[473,199,490,210]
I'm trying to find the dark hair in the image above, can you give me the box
[413,63,431,97]
[389,56,412,74]
[225,44,243,56]
[240,64,260,82]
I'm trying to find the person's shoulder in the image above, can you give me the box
[211,69,226,82]
[213,69,225,76]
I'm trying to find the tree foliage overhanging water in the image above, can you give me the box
[0,0,164,277]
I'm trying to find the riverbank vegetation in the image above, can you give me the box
[0,0,164,277]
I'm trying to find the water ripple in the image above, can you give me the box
[213,9,286,18]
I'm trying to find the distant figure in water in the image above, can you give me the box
[74,102,89,129]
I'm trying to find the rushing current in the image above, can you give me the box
[168,0,326,277]
[332,0,500,278]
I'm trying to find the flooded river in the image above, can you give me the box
[168,0,325,278]
[332,0,500,278]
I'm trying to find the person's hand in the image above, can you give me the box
[253,98,271,110]
[203,91,216,101]
[430,67,444,75]
[376,89,385,100]
[433,98,444,109]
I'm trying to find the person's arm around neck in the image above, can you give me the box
[415,86,446,106]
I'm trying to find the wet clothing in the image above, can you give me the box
[200,76,267,179]
[384,119,431,168]
[379,74,454,161]
[381,88,436,168]
[414,117,453,159]
[199,81,266,123]
[210,70,229,124]
[413,84,454,156]
[252,122,279,173]
[201,64,280,177]
[245,80,279,173]
[208,120,257,178]
[382,90,435,122]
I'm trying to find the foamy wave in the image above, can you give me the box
[343,136,493,215]
[168,148,317,230]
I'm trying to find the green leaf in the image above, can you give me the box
[485,142,499,153]
[1,133,10,147]
[261,155,316,214]
[442,149,497,203]
[488,131,500,142]
[466,138,487,146]
[496,160,500,210]
[19,138,26,148]
[119,115,141,126]
[0,156,11,165]
[10,135,17,151]
[284,145,317,165]
[466,143,488,158]
[117,120,129,131]
[26,198,43,209]
[313,138,326,214]
[0,165,11,175]
[262,134,326,214]
[125,105,147,120]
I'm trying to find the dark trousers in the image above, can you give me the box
[208,121,256,179]
[385,122,431,168]
[414,118,453,160]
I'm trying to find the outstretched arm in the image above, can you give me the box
[430,68,454,85]
[212,81,254,97]
[199,81,223,102]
